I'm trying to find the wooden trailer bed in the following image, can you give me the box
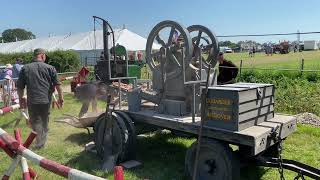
[124,109,297,156]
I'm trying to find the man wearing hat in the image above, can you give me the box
[17,48,64,149]
[217,52,239,85]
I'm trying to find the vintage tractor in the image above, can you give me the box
[273,41,290,54]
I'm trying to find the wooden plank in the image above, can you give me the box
[235,82,274,87]
[236,126,272,155]
[125,110,296,156]
[222,83,274,103]
[238,87,274,103]
[239,96,274,113]
[207,86,249,91]
[239,113,274,130]
[239,104,274,122]
[126,110,255,147]
[266,115,297,139]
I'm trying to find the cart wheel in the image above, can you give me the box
[185,139,239,180]
[115,111,137,159]
[93,112,129,163]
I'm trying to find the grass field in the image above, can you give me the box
[224,50,320,70]
[0,93,319,180]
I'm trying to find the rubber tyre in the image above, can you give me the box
[93,112,129,163]
[115,111,137,159]
[185,139,240,180]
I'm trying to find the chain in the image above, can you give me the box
[277,141,286,180]
[293,172,306,180]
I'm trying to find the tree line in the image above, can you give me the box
[219,40,262,49]
[0,28,35,43]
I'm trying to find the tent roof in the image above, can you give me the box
[0,29,160,53]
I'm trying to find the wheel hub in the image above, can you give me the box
[205,159,217,175]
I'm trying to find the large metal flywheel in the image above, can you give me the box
[187,25,219,69]
[146,20,193,80]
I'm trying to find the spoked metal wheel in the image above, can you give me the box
[185,139,239,180]
[187,25,219,69]
[93,112,129,163]
[145,20,193,80]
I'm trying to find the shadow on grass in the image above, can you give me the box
[64,130,270,180]
[65,150,109,176]
[240,165,270,180]
[128,131,190,180]
[64,132,93,145]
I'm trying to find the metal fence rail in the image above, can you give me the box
[220,65,320,72]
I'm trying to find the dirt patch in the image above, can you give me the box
[296,112,320,127]
[61,84,72,93]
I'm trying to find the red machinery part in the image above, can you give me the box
[114,166,124,180]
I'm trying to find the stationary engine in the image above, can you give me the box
[129,20,219,116]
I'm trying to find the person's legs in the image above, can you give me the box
[39,103,50,147]
[79,100,90,117]
[91,97,98,113]
[28,103,50,148]
[28,104,44,148]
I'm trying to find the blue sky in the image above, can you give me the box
[1,0,320,43]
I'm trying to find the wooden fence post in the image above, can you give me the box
[239,60,243,78]
[300,58,304,75]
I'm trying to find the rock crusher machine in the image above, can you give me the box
[90,18,319,179]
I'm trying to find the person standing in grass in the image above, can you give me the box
[17,48,64,149]
[217,52,238,85]
[75,81,117,117]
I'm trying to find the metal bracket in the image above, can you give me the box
[256,156,320,179]
[256,87,262,100]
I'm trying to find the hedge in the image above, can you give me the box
[238,69,320,83]
[0,50,81,72]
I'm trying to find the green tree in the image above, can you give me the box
[2,28,35,42]
[219,41,239,49]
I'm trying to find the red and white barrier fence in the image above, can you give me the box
[0,128,117,180]
[0,104,20,115]
[0,129,37,180]
[114,166,124,180]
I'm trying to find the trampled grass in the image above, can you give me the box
[0,93,319,180]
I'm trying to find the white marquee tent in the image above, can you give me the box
[0,29,160,65]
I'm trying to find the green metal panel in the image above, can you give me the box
[128,64,141,83]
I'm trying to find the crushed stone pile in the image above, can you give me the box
[296,112,320,127]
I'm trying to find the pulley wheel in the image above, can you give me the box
[115,111,137,159]
[185,139,239,180]
[146,20,193,80]
[93,112,129,163]
[187,25,219,69]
